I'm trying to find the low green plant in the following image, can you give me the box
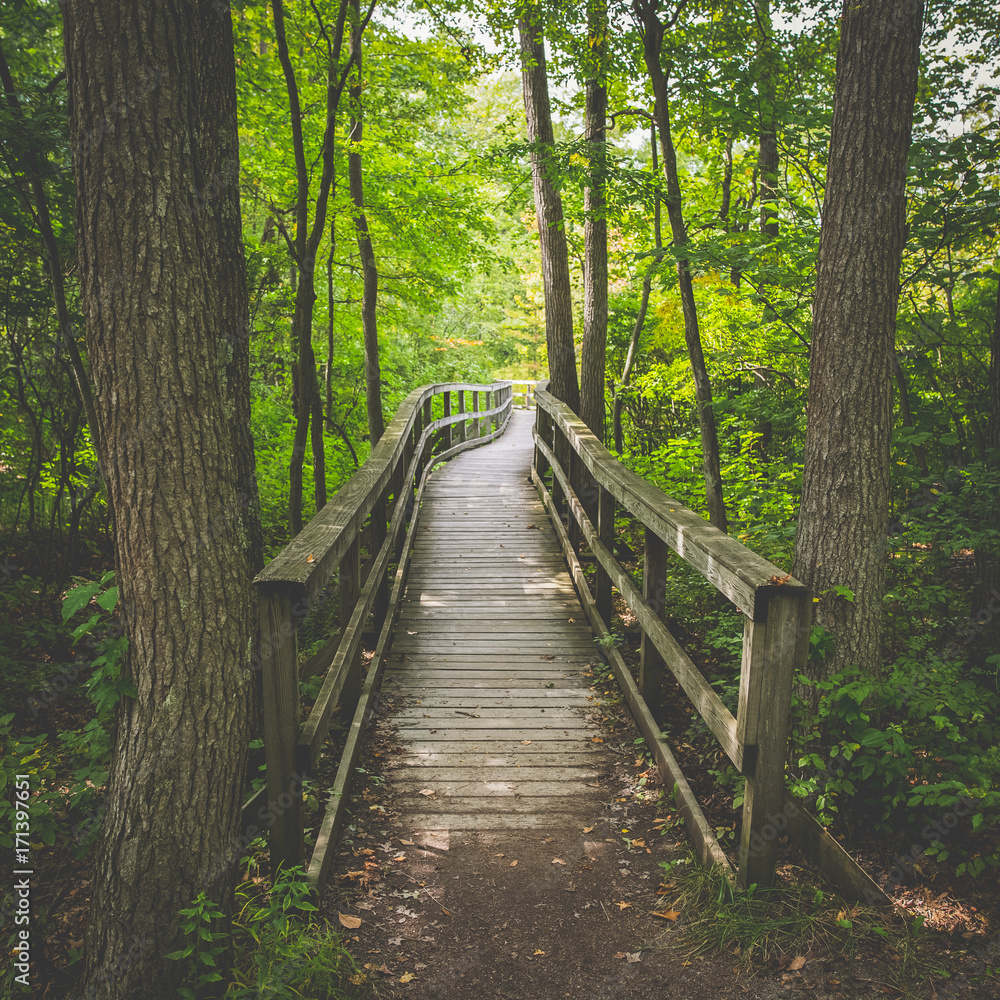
[166,893,229,999]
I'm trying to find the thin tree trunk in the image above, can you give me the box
[972,277,1000,655]
[793,0,924,693]
[580,0,609,440]
[519,1,580,413]
[63,2,261,996]
[890,350,929,474]
[272,0,350,533]
[349,0,384,447]
[614,123,662,454]
[0,42,104,467]
[634,0,728,531]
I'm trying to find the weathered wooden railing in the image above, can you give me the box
[243,382,513,884]
[511,379,538,409]
[531,381,884,900]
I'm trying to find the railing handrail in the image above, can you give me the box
[532,381,806,621]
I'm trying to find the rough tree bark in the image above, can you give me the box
[793,0,924,689]
[349,0,384,446]
[62,1,263,996]
[519,1,580,413]
[633,0,728,531]
[580,0,609,441]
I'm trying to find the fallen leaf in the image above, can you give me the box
[306,553,315,563]
[652,910,680,921]
[534,949,546,956]
[338,913,362,929]
[630,839,646,848]
[393,855,406,862]
[495,853,505,858]
[613,952,626,960]
[406,630,418,635]
[591,737,604,743]
[626,953,641,964]
[521,740,533,745]
[418,788,436,797]
[400,839,416,846]
[541,654,556,660]
[568,617,575,622]
[789,956,806,971]
[552,858,566,865]
[399,972,416,983]
[510,860,518,867]
[616,901,631,911]
[583,826,594,833]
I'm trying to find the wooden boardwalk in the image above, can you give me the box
[381,409,609,840]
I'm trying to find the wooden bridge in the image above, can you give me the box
[244,381,884,904]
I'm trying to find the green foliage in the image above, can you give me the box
[166,863,363,999]
[61,573,134,719]
[166,893,229,999]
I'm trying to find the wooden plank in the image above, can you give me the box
[396,753,602,768]
[782,793,890,905]
[534,386,806,621]
[737,591,811,888]
[259,589,304,870]
[531,465,734,878]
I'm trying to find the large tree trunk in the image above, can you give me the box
[634,0,728,531]
[580,0,608,441]
[519,1,580,413]
[62,2,262,997]
[792,0,924,691]
[349,0,384,447]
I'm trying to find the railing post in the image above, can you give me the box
[567,449,581,554]
[339,537,362,716]
[259,588,303,870]
[456,390,466,443]
[552,423,569,523]
[596,483,615,623]
[534,403,550,480]
[442,390,452,451]
[422,395,433,460]
[483,389,492,436]
[640,529,668,703]
[737,591,810,889]
[472,390,480,439]
[372,487,389,624]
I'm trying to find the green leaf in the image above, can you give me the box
[62,582,101,622]
[96,587,119,612]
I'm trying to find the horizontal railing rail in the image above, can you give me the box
[246,382,513,877]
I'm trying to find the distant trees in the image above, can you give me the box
[793,0,925,686]
[62,1,261,995]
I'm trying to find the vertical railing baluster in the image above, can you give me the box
[339,537,362,716]
[260,589,303,870]
[639,529,667,704]
[737,592,810,888]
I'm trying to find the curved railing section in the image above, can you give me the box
[247,382,513,879]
